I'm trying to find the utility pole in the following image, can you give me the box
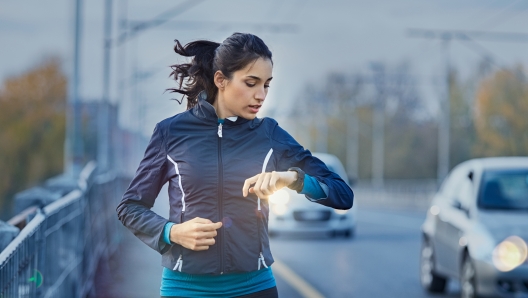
[315,91,328,153]
[98,0,113,172]
[370,62,385,189]
[407,28,528,184]
[438,40,451,185]
[346,100,359,183]
[65,0,84,177]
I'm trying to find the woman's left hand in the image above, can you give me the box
[242,171,297,199]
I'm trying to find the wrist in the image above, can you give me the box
[169,223,181,245]
[287,167,305,192]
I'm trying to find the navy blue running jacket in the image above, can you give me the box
[116,96,354,275]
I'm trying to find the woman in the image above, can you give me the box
[116,32,354,298]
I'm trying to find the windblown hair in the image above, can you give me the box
[167,33,273,109]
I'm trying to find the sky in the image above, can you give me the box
[1,0,528,135]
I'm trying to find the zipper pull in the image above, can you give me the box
[258,252,268,270]
[173,254,183,272]
[217,123,223,138]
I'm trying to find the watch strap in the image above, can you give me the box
[287,167,305,193]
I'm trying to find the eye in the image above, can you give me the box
[264,85,270,89]
[245,82,256,87]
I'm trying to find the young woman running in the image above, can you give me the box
[116,32,354,298]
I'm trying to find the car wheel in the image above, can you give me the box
[461,255,477,298]
[420,238,447,293]
[344,228,355,238]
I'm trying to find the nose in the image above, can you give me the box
[255,86,266,102]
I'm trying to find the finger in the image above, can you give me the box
[196,230,218,239]
[259,173,273,197]
[253,173,267,198]
[243,174,260,197]
[193,245,210,251]
[197,238,216,246]
[269,171,280,192]
[192,217,213,224]
[198,221,222,231]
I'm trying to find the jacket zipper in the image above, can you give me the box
[217,122,224,274]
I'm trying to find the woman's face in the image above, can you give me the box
[214,57,273,120]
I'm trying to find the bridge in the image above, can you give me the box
[0,154,438,298]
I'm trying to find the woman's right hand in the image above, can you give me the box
[169,217,222,251]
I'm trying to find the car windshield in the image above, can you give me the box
[478,169,528,210]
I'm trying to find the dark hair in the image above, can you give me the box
[167,33,273,109]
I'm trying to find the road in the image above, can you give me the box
[269,208,461,298]
[97,188,463,297]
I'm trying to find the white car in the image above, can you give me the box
[420,157,528,298]
[268,152,356,238]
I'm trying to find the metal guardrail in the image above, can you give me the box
[354,179,438,211]
[0,162,126,298]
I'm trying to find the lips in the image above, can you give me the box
[248,105,261,113]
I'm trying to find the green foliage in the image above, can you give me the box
[0,58,67,219]
[474,66,528,156]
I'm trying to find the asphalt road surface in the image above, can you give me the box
[98,188,464,298]
[269,208,462,298]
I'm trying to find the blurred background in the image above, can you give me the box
[1,0,527,297]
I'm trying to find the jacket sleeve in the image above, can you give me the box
[271,122,354,210]
[116,122,171,254]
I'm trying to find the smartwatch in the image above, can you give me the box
[287,167,305,193]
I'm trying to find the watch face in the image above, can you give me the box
[287,167,304,192]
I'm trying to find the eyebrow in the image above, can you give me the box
[246,75,273,81]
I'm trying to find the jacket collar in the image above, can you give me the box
[192,91,251,126]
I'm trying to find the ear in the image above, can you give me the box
[214,70,227,90]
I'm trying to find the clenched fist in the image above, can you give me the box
[169,217,222,251]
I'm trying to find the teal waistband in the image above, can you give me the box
[160,266,276,297]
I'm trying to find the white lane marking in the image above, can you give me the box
[272,259,325,298]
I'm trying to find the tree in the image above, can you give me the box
[449,70,476,169]
[474,66,528,156]
[0,57,67,219]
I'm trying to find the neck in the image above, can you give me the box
[212,96,234,119]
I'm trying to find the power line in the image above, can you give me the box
[115,0,207,46]
[126,20,298,34]
[408,28,528,43]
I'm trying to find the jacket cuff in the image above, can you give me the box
[300,174,328,201]
[163,222,175,245]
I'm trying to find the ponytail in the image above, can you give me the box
[167,40,220,109]
[167,33,273,110]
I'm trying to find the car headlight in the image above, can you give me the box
[271,204,288,215]
[334,209,348,215]
[269,189,290,205]
[492,236,528,272]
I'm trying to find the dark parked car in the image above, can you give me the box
[420,157,528,298]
